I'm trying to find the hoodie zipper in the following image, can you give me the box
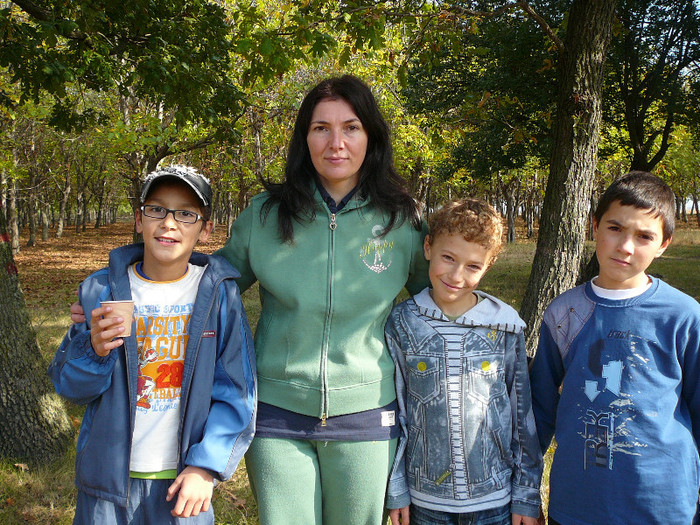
[320,211,338,423]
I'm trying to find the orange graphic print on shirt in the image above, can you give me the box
[134,310,190,413]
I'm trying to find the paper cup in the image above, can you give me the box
[101,300,135,337]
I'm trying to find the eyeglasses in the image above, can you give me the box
[140,205,203,224]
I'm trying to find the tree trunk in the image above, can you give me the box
[9,178,19,255]
[75,193,83,234]
[95,179,106,228]
[27,176,37,248]
[505,187,517,243]
[520,0,617,355]
[56,174,70,239]
[681,197,687,223]
[41,201,50,241]
[81,196,88,232]
[0,167,6,219]
[0,201,73,462]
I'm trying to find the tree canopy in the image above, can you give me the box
[2,0,247,130]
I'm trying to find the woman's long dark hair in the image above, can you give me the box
[262,75,421,243]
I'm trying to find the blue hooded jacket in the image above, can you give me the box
[48,244,256,507]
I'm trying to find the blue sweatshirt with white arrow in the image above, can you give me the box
[530,277,700,525]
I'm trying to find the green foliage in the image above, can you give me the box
[654,125,700,201]
[603,0,700,170]
[401,1,564,181]
[1,1,244,130]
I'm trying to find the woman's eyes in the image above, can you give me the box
[311,124,362,133]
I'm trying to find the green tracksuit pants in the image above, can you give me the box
[245,437,398,525]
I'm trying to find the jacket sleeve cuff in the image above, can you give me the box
[511,500,540,519]
[385,491,411,510]
[84,337,119,364]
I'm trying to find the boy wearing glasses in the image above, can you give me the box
[49,166,256,524]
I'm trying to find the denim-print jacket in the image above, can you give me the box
[385,289,542,517]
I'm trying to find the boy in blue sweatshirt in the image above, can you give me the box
[530,171,700,525]
[385,198,542,525]
[49,166,256,524]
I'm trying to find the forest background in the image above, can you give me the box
[0,0,699,522]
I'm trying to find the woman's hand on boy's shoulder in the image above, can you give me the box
[167,466,214,518]
[70,299,87,324]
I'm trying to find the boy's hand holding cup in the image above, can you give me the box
[90,300,135,357]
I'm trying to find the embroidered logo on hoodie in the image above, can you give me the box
[360,225,394,274]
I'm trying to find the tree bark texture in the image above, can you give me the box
[520,0,617,355]
[0,201,72,462]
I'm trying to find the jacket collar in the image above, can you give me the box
[106,243,239,301]
[413,287,525,333]
[312,183,368,214]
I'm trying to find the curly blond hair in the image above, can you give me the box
[427,198,504,265]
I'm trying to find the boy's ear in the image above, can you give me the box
[656,236,672,258]
[134,208,144,234]
[592,218,599,239]
[198,220,214,243]
[423,235,432,260]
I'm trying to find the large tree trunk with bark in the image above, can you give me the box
[520,0,617,355]
[0,201,72,462]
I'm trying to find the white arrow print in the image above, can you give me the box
[585,380,600,402]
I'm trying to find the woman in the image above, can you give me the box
[73,75,428,524]
[221,75,428,525]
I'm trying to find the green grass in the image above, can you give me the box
[4,224,700,523]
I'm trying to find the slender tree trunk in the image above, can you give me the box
[505,184,517,243]
[81,196,88,232]
[75,193,82,234]
[94,179,106,228]
[681,197,687,223]
[41,201,50,241]
[525,173,537,239]
[520,0,617,355]
[0,200,73,462]
[27,171,37,248]
[0,167,5,217]
[9,178,19,255]
[56,174,70,239]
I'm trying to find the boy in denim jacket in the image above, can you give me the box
[385,198,542,525]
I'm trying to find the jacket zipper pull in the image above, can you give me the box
[321,413,327,426]
[329,214,337,230]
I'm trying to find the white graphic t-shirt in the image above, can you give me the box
[128,263,206,473]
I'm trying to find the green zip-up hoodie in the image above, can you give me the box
[216,190,429,419]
